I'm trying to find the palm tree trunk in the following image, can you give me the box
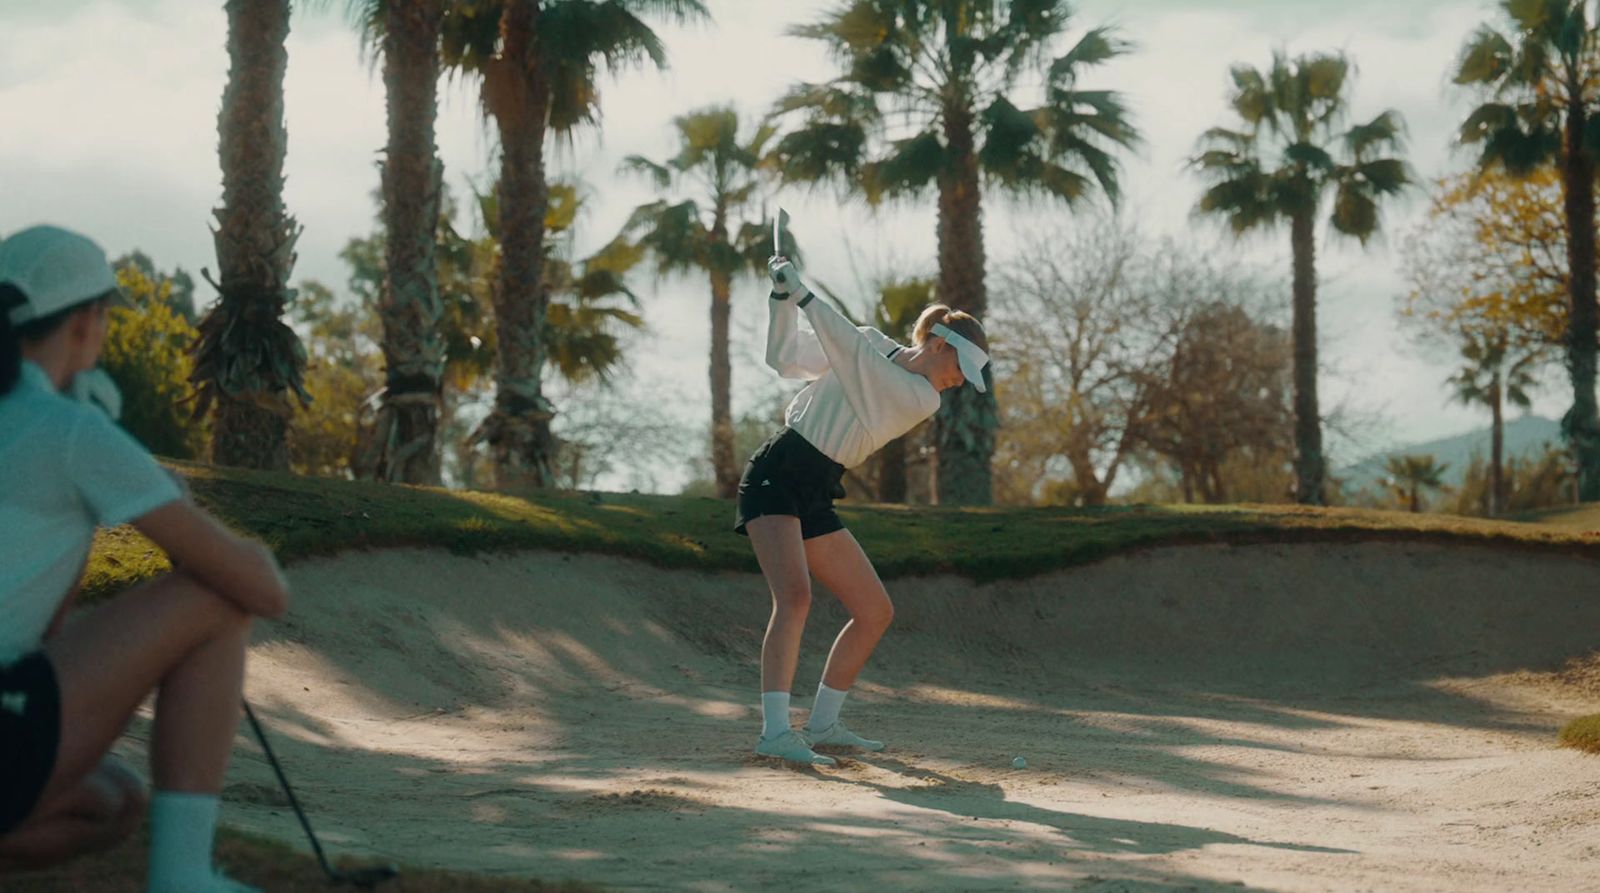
[1409,484,1420,513]
[373,0,446,485]
[1562,102,1600,501]
[1490,374,1504,516]
[934,101,996,505]
[202,0,303,471]
[1289,209,1325,504]
[480,0,557,489]
[709,263,736,499]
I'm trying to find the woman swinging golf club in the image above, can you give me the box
[0,225,290,891]
[740,251,990,766]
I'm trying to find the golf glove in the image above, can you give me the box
[768,257,811,304]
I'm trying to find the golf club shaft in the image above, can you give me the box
[242,700,341,879]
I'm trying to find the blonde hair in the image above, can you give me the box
[911,303,988,353]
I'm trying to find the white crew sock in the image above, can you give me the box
[806,683,849,732]
[760,691,791,740]
[146,791,220,892]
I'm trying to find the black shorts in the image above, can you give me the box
[735,427,848,540]
[0,651,61,835]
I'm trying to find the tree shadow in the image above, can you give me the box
[824,755,1353,857]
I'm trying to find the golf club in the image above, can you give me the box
[242,701,399,889]
[773,206,789,258]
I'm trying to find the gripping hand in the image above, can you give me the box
[768,256,812,304]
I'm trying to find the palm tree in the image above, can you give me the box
[1192,50,1411,505]
[191,0,309,470]
[617,106,784,499]
[1447,332,1543,516]
[770,1,1139,505]
[336,0,450,484]
[471,179,645,377]
[1384,454,1450,513]
[1454,1,1600,501]
[440,0,708,488]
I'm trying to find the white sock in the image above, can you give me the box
[146,791,220,892]
[806,683,849,732]
[760,691,791,739]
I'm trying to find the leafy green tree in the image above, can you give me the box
[112,251,197,321]
[771,0,1140,505]
[100,262,207,460]
[618,105,786,498]
[286,280,384,478]
[439,0,709,488]
[191,0,309,470]
[1192,50,1411,506]
[1447,333,1544,515]
[1454,0,1600,500]
[1384,454,1450,513]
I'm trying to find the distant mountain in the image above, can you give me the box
[1336,415,1563,494]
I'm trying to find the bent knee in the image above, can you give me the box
[170,571,252,632]
[771,585,813,615]
[854,594,894,631]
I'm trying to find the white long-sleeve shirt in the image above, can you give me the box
[765,292,942,469]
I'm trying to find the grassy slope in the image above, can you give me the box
[83,461,1600,602]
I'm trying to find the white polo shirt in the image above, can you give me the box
[765,293,942,469]
[0,361,182,664]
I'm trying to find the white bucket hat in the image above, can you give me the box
[0,225,122,325]
[931,322,990,393]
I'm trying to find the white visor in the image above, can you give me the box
[931,323,989,393]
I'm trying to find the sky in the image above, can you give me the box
[0,0,1553,492]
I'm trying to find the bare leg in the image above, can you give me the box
[746,515,813,695]
[804,529,894,691]
[0,757,144,870]
[0,572,251,869]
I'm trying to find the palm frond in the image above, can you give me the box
[772,122,871,186]
[1047,26,1126,85]
[1454,25,1514,85]
[977,95,1041,175]
[619,154,673,190]
[768,81,881,126]
[863,130,944,203]
[1283,142,1336,174]
[1228,63,1272,126]
[627,199,708,275]
[1351,157,1412,195]
[1330,180,1380,242]
[1344,109,1407,159]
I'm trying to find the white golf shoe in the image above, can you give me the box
[755,729,837,766]
[802,721,885,752]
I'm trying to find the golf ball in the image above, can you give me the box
[1012,756,1027,769]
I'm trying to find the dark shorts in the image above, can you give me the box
[0,651,61,835]
[735,427,848,540]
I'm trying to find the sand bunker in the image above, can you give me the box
[119,541,1600,891]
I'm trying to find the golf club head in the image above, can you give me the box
[339,863,400,888]
[772,206,789,258]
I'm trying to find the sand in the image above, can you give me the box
[117,541,1600,891]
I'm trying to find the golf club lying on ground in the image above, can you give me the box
[242,701,399,889]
